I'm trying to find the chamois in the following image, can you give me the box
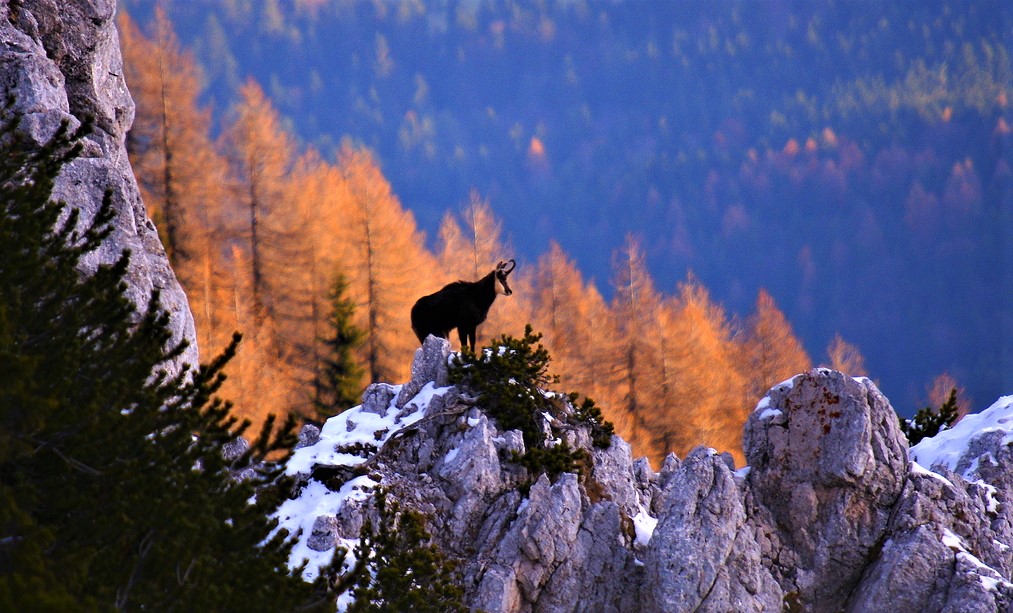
[411,259,516,351]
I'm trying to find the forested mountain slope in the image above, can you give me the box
[118,0,1010,420]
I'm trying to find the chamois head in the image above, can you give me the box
[494,259,516,296]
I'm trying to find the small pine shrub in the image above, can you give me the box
[345,490,468,613]
[449,325,614,481]
[571,394,615,449]
[899,388,961,446]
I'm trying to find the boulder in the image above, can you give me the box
[743,370,909,611]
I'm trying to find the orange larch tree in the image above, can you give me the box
[662,278,749,465]
[739,289,812,404]
[220,79,298,325]
[609,236,664,462]
[339,144,436,383]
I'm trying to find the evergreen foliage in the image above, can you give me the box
[346,490,467,613]
[0,105,330,610]
[572,395,616,449]
[449,325,614,481]
[900,388,961,446]
[315,272,366,419]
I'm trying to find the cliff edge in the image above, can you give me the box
[1,0,197,375]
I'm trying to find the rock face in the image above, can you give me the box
[285,355,1013,612]
[1,0,197,375]
[743,372,910,611]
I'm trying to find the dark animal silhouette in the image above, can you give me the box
[411,259,516,351]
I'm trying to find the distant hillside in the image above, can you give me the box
[119,0,1012,412]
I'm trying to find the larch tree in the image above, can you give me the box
[609,236,664,462]
[739,289,812,404]
[339,144,434,383]
[825,333,868,376]
[219,246,302,426]
[216,80,309,421]
[437,190,504,281]
[273,150,355,409]
[662,278,749,466]
[579,282,624,413]
[531,242,581,377]
[220,79,297,326]
[119,9,234,358]
[649,296,696,461]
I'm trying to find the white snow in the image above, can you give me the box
[633,507,658,547]
[752,376,797,415]
[909,395,1013,474]
[941,529,1013,593]
[444,446,460,464]
[271,476,377,581]
[909,461,955,488]
[976,480,1000,515]
[734,466,752,479]
[516,498,530,516]
[268,382,455,581]
[941,528,965,551]
[774,375,797,391]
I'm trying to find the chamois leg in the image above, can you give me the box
[459,327,477,352]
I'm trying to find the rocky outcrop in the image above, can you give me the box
[743,372,910,610]
[1,0,197,375]
[281,349,1013,612]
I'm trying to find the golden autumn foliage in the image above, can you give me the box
[337,145,436,383]
[740,289,812,403]
[121,9,932,467]
[436,192,530,347]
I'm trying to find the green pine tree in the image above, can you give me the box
[899,388,961,446]
[448,325,614,482]
[0,101,332,611]
[314,272,365,420]
[346,490,468,613]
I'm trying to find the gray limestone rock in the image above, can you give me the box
[360,383,397,416]
[396,335,452,408]
[295,424,321,450]
[743,369,909,611]
[644,447,781,612]
[284,355,1013,612]
[307,515,339,552]
[2,0,197,377]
